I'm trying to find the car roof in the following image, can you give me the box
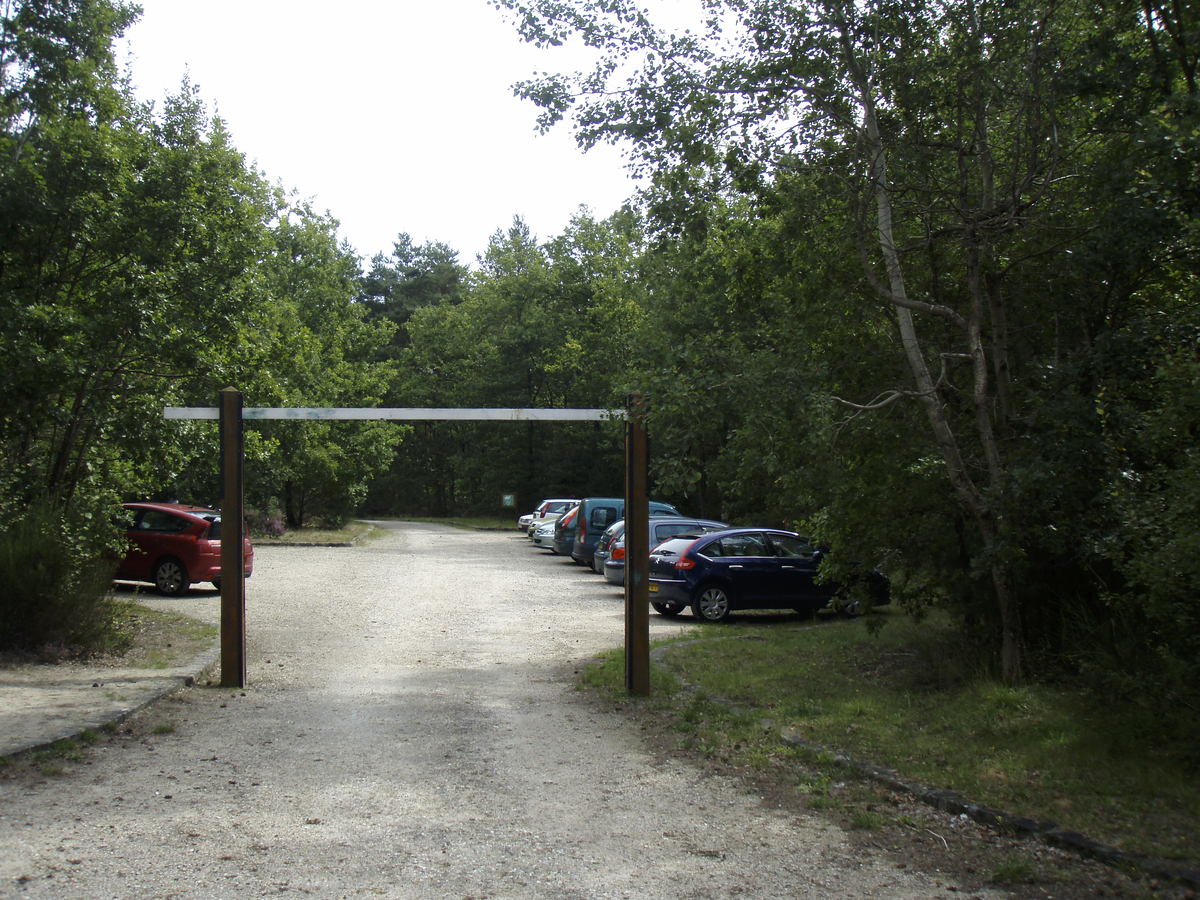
[652,527,805,547]
[697,526,802,537]
[691,527,809,544]
[124,501,220,519]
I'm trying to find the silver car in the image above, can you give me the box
[602,518,729,586]
[526,499,578,539]
[530,519,559,549]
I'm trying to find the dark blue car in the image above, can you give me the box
[647,528,890,622]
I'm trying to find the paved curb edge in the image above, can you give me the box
[3,640,220,762]
[650,638,1200,890]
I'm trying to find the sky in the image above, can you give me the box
[120,0,642,267]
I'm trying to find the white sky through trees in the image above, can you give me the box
[121,0,639,266]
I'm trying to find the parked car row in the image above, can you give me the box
[521,497,890,622]
[519,498,578,534]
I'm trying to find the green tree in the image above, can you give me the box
[374,212,643,515]
[360,233,467,357]
[1,0,138,157]
[497,0,1193,686]
[243,204,402,527]
[0,73,276,520]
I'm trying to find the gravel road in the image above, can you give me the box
[0,521,1009,899]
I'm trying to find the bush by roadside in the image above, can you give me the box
[0,500,125,658]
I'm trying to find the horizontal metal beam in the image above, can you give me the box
[164,407,622,422]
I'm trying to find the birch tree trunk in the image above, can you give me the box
[841,24,1023,684]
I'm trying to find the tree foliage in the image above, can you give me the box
[365,212,644,516]
[244,205,402,527]
[497,0,1200,702]
[0,0,401,562]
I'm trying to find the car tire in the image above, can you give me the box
[651,601,684,617]
[692,584,732,623]
[153,557,190,596]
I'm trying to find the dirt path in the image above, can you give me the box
[0,521,1010,899]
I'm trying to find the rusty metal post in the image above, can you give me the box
[625,393,650,696]
[219,387,247,688]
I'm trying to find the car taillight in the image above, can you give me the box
[613,546,625,561]
[579,517,586,540]
[674,540,700,570]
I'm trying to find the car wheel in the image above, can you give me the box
[693,584,732,623]
[651,601,684,617]
[153,558,190,596]
[211,578,221,591]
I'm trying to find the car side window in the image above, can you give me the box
[770,535,816,559]
[656,522,692,542]
[591,507,617,529]
[137,510,189,533]
[707,533,768,557]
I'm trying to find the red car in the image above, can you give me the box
[116,502,254,596]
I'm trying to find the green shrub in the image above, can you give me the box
[0,500,124,656]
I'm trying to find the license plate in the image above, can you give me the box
[648,583,658,593]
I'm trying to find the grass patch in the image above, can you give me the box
[577,647,682,700]
[264,520,380,544]
[28,739,85,772]
[109,602,217,669]
[581,608,1200,864]
[991,852,1037,883]
[394,516,522,532]
[851,809,887,830]
[263,517,527,543]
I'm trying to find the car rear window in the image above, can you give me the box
[653,522,699,542]
[589,505,619,529]
[135,510,191,533]
[651,537,695,558]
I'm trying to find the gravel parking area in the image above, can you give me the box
[0,520,1009,899]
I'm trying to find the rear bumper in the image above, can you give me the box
[647,578,690,605]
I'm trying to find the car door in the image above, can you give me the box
[765,533,825,608]
[709,532,775,603]
[121,508,191,581]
